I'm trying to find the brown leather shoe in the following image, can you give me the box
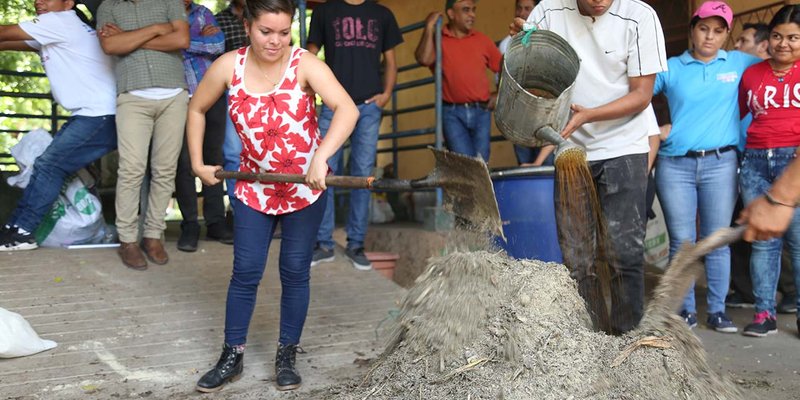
[141,238,169,265]
[118,242,148,270]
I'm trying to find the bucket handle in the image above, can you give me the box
[520,24,539,47]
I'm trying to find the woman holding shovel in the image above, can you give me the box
[186,0,358,392]
[738,4,800,338]
[652,1,760,333]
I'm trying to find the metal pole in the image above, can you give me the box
[50,100,58,135]
[392,91,399,172]
[434,16,443,208]
[298,0,307,48]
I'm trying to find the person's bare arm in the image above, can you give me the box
[560,74,656,139]
[0,41,36,51]
[647,134,660,172]
[365,48,397,108]
[739,148,800,242]
[0,24,33,42]
[415,12,441,67]
[531,145,555,166]
[141,20,190,52]
[298,52,359,191]
[306,42,320,55]
[98,22,173,55]
[188,52,235,186]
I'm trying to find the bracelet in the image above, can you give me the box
[764,191,798,208]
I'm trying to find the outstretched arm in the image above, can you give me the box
[0,24,35,51]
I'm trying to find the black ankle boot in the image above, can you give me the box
[275,344,303,391]
[196,344,244,393]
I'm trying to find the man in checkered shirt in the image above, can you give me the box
[97,0,189,271]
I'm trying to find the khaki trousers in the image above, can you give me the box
[114,91,188,243]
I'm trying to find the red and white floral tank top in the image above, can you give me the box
[228,46,322,215]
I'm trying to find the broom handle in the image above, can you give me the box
[216,170,376,189]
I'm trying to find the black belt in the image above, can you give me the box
[443,101,489,109]
[684,145,737,158]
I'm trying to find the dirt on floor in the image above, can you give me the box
[310,249,741,400]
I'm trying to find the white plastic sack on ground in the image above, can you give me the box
[644,195,670,270]
[7,128,53,188]
[0,307,57,358]
[35,177,106,247]
[369,193,395,224]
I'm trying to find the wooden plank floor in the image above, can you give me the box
[0,239,405,399]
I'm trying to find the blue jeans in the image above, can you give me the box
[224,192,327,346]
[655,150,738,314]
[222,95,241,200]
[316,102,381,250]
[740,147,800,317]
[9,115,117,232]
[442,104,491,161]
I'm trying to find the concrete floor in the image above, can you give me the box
[2,223,800,399]
[693,303,800,400]
[0,229,404,399]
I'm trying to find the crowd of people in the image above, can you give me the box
[0,0,799,393]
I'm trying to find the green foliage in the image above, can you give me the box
[0,0,51,170]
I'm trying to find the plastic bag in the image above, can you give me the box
[644,196,670,270]
[369,193,395,224]
[35,178,106,247]
[0,307,57,358]
[7,128,52,188]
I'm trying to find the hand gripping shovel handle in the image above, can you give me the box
[215,170,377,189]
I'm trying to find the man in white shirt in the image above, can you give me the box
[0,0,117,252]
[512,0,667,334]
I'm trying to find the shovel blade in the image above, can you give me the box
[429,148,504,240]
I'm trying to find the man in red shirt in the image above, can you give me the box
[415,0,502,161]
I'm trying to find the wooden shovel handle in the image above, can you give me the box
[215,170,376,189]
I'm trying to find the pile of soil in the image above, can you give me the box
[318,250,741,400]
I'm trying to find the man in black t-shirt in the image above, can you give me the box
[307,0,403,271]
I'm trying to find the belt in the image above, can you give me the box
[684,145,737,158]
[443,101,489,109]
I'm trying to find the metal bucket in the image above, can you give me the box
[495,30,580,148]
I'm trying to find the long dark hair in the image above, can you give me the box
[768,5,800,32]
[244,0,296,21]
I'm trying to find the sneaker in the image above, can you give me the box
[743,311,778,337]
[345,247,372,271]
[310,245,334,267]
[0,226,38,252]
[707,312,738,333]
[777,293,797,314]
[725,291,755,308]
[680,310,698,329]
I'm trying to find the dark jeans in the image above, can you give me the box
[175,95,227,227]
[224,192,327,346]
[442,104,491,161]
[555,153,648,334]
[9,115,117,232]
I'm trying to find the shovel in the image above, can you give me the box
[215,147,504,239]
[643,225,746,324]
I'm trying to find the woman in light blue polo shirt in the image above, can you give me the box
[653,1,761,333]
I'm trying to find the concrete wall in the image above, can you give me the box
[376,0,518,179]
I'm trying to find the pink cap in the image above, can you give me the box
[693,1,733,29]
